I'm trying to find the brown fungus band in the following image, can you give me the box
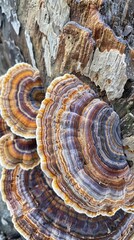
[0,132,39,170]
[0,75,10,137]
[36,74,134,217]
[0,113,9,138]
[1,166,134,240]
[0,63,45,139]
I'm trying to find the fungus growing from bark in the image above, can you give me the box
[0,63,44,139]
[0,64,133,240]
[0,75,10,137]
[36,74,134,217]
[0,132,39,170]
[1,165,134,240]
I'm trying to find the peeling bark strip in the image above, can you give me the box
[55,1,128,100]
[0,0,134,100]
[0,0,20,35]
[54,21,95,75]
[0,0,36,75]
[37,0,70,76]
[33,0,133,100]
[89,48,127,100]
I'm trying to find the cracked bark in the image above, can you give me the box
[0,0,133,239]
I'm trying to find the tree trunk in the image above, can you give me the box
[0,0,133,239]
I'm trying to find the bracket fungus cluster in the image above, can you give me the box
[0,63,44,139]
[0,63,44,169]
[1,166,134,240]
[0,63,133,239]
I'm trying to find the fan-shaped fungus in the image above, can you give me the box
[36,74,134,217]
[0,75,10,137]
[0,132,39,170]
[0,63,44,139]
[0,64,133,240]
[1,166,134,240]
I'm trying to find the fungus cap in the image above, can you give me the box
[0,75,10,137]
[0,63,44,139]
[0,114,9,138]
[0,132,39,170]
[36,74,134,217]
[1,166,134,240]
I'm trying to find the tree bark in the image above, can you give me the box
[0,0,133,239]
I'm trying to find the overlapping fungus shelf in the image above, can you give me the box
[0,114,9,138]
[0,63,45,139]
[1,166,134,240]
[0,132,39,169]
[0,75,10,137]
[36,74,134,217]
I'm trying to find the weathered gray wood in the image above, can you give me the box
[0,0,133,239]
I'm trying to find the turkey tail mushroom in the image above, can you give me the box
[1,165,134,240]
[0,63,45,139]
[0,132,39,170]
[0,75,10,137]
[36,74,134,217]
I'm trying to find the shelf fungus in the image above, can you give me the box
[0,132,39,170]
[1,166,134,240]
[37,74,134,217]
[0,63,45,139]
[0,75,10,137]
